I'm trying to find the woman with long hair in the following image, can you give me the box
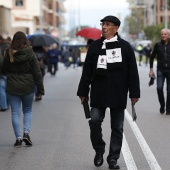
[2,31,44,147]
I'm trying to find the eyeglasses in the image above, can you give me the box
[100,22,116,27]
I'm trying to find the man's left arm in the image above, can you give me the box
[126,43,140,102]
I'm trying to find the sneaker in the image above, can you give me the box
[14,139,22,147]
[23,133,32,146]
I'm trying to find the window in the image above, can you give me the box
[15,0,23,6]
[160,0,164,11]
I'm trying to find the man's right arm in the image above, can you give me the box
[77,45,94,102]
[149,43,157,77]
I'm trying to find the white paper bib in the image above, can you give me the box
[106,48,122,63]
[97,55,107,69]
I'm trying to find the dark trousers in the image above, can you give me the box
[157,68,170,112]
[49,62,58,75]
[89,107,124,163]
[139,53,143,65]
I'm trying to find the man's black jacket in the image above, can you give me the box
[150,40,170,69]
[77,37,140,109]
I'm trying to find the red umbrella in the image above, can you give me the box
[76,27,102,40]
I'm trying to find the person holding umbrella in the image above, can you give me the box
[77,15,140,169]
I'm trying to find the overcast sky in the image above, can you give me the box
[64,0,130,31]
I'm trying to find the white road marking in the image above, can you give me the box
[122,133,138,170]
[125,110,162,170]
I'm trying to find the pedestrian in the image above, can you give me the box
[71,46,80,68]
[47,43,59,75]
[149,28,170,115]
[77,15,140,169]
[0,35,10,111]
[2,31,44,147]
[61,46,71,69]
[144,44,152,66]
[33,46,47,100]
[136,44,143,66]
[33,46,47,79]
[0,48,9,111]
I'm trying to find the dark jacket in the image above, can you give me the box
[2,46,44,96]
[33,46,47,77]
[47,49,59,64]
[144,46,152,57]
[77,37,140,108]
[0,41,10,56]
[150,40,170,69]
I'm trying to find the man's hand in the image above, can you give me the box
[149,68,154,78]
[131,98,139,105]
[79,96,86,104]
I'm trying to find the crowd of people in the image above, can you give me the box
[1,15,170,170]
[135,43,152,66]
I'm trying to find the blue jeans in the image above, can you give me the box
[157,68,170,112]
[89,107,124,163]
[7,93,34,139]
[0,76,8,110]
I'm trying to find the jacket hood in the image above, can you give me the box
[8,46,33,63]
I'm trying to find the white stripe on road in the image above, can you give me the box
[122,133,138,170]
[125,110,162,170]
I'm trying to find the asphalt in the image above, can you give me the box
[0,62,170,170]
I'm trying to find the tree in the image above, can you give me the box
[144,23,167,46]
[168,0,170,9]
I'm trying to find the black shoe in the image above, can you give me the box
[166,112,170,115]
[94,153,103,167]
[23,133,32,146]
[35,95,42,101]
[160,107,165,114]
[0,108,8,111]
[108,160,120,169]
[14,139,22,147]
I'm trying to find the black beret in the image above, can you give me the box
[100,15,121,27]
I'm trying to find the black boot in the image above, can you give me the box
[94,152,103,167]
[108,159,120,169]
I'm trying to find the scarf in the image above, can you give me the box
[95,35,122,75]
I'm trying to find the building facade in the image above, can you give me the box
[0,0,66,39]
[127,0,170,27]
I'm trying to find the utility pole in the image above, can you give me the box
[143,5,146,28]
[153,2,156,25]
[165,0,168,28]
[77,0,81,31]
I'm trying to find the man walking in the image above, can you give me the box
[149,28,170,115]
[77,15,140,169]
